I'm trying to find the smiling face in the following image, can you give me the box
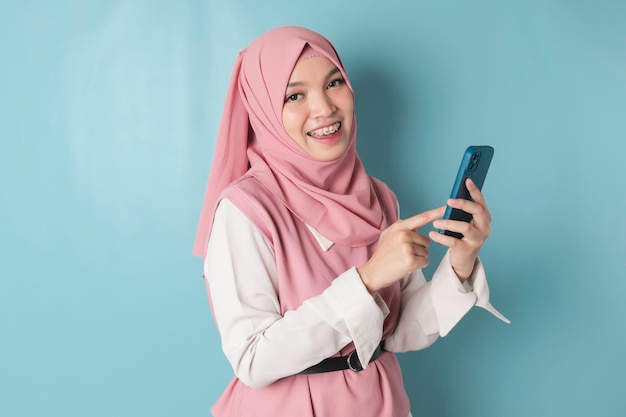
[282,56,354,162]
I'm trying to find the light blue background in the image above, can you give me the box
[1,1,624,416]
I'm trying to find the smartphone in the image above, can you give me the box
[439,145,494,239]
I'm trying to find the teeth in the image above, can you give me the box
[309,122,340,137]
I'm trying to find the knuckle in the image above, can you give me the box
[403,257,417,272]
[399,230,413,243]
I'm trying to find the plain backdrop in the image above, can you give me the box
[1,1,625,416]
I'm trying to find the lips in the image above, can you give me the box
[307,122,341,138]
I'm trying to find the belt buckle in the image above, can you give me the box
[347,350,363,372]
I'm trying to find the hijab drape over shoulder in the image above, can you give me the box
[193,26,396,258]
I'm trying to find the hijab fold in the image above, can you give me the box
[193,26,396,258]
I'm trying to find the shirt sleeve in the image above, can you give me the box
[204,199,386,389]
[384,251,510,353]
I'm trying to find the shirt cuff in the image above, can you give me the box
[431,251,510,337]
[330,267,388,370]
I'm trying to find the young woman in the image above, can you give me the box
[193,26,508,417]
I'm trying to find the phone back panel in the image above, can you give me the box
[441,146,494,238]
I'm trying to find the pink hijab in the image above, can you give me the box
[193,26,396,258]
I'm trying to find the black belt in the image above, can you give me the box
[299,342,385,374]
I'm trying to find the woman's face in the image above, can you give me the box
[282,56,354,162]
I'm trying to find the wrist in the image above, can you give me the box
[356,266,378,294]
[452,258,477,282]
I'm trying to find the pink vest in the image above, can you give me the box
[210,175,410,417]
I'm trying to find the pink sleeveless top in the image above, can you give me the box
[210,175,410,417]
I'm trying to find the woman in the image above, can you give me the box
[193,26,508,417]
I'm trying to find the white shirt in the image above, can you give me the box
[204,199,509,390]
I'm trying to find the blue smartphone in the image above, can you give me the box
[439,145,494,239]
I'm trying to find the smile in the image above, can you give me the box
[307,122,341,137]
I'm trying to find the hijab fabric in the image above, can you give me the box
[193,26,396,257]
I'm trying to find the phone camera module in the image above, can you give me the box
[468,152,481,172]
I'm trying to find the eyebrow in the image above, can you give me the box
[287,67,342,88]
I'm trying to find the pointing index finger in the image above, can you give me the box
[398,206,446,230]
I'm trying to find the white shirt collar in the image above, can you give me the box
[305,224,334,252]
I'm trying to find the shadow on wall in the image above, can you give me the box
[350,59,405,185]
[349,57,433,215]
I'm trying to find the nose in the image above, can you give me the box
[310,91,336,118]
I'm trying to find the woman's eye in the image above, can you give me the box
[285,93,301,103]
[328,78,345,88]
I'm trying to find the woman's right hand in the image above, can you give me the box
[357,206,445,293]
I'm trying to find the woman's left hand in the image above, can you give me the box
[429,178,492,282]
